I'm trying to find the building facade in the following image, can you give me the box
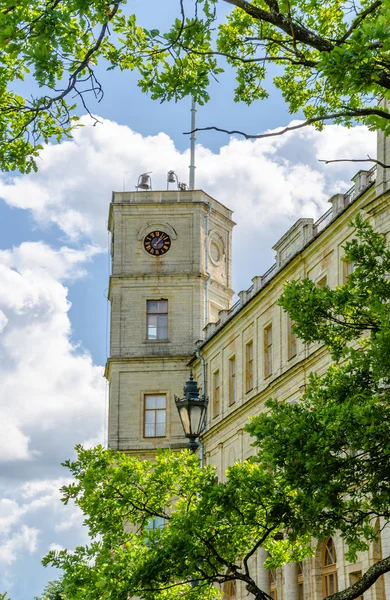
[105,131,390,599]
[105,189,234,457]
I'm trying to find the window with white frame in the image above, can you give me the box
[144,394,166,437]
[147,300,168,340]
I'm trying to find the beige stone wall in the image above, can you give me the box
[106,356,192,453]
[196,182,387,469]
[376,102,390,197]
[195,182,390,600]
[109,277,206,358]
[106,189,235,454]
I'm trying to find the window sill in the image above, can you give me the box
[144,339,170,344]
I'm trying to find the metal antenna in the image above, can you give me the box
[189,98,196,190]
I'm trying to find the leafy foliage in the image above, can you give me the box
[44,446,313,600]
[1,0,390,172]
[35,579,66,600]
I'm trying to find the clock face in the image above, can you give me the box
[144,231,171,256]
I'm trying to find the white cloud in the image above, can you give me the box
[0,309,8,333]
[0,235,105,593]
[21,479,72,500]
[0,525,39,565]
[0,500,24,536]
[0,236,105,594]
[48,543,65,553]
[0,416,32,463]
[0,117,375,290]
[55,505,84,533]
[0,242,105,464]
[0,242,102,282]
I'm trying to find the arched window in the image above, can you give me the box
[270,569,277,600]
[298,562,304,600]
[322,538,338,597]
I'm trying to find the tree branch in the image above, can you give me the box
[180,44,318,67]
[133,576,212,593]
[195,532,239,573]
[184,108,390,139]
[0,0,123,146]
[337,0,383,43]
[326,555,390,600]
[222,0,334,52]
[242,527,276,577]
[319,156,390,169]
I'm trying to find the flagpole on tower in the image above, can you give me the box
[189,98,196,190]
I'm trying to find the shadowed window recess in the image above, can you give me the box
[229,355,236,406]
[246,340,253,392]
[264,324,273,378]
[147,299,168,340]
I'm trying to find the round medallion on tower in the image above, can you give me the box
[144,230,171,256]
[209,232,224,266]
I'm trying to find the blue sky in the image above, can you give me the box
[0,2,377,598]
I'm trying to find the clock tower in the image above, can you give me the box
[105,187,235,456]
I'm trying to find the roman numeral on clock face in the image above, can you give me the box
[144,231,172,256]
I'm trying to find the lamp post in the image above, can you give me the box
[174,371,208,453]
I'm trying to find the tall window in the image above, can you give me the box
[147,300,168,340]
[342,260,354,283]
[245,341,254,392]
[349,572,363,600]
[229,356,236,406]
[264,324,273,378]
[144,394,166,437]
[224,580,237,600]
[298,562,304,600]
[317,275,327,288]
[288,319,297,360]
[270,569,277,600]
[322,538,338,598]
[213,370,220,417]
[146,516,165,530]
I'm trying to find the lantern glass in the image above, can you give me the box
[189,404,204,437]
[177,403,191,436]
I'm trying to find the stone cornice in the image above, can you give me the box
[104,354,193,379]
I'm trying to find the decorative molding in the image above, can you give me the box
[136,222,178,241]
[208,230,225,266]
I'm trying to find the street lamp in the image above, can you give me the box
[175,371,208,452]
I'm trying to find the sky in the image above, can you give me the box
[0,1,378,598]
